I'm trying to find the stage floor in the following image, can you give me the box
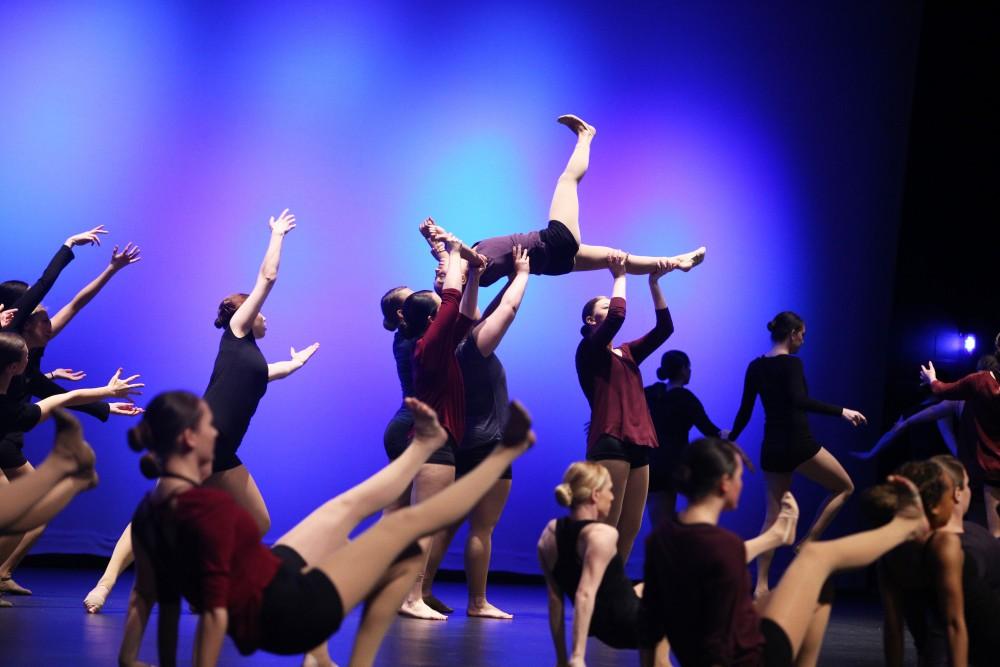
[0,568,914,666]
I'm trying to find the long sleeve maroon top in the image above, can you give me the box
[931,371,1000,480]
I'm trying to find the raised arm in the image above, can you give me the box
[471,245,530,357]
[729,363,758,441]
[585,252,628,349]
[425,219,485,267]
[923,362,989,402]
[230,210,296,338]
[3,232,88,332]
[51,243,141,337]
[34,369,143,423]
[569,525,618,667]
[625,266,675,364]
[459,253,483,321]
[267,343,320,381]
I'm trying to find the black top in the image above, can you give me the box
[456,335,509,449]
[203,327,268,455]
[959,521,1000,664]
[392,330,415,401]
[730,354,841,448]
[645,383,720,450]
[0,394,42,437]
[552,518,640,649]
[2,245,74,333]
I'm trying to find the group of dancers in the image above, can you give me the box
[1,114,998,667]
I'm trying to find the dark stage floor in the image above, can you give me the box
[0,567,916,666]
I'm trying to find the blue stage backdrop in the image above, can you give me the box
[1,3,921,577]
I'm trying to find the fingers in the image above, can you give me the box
[109,368,122,383]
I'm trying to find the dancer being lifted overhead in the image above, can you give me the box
[83,209,320,613]
[420,114,706,289]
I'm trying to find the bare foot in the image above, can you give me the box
[0,577,31,596]
[0,595,12,608]
[752,587,771,603]
[501,400,535,449]
[398,597,448,620]
[423,594,454,615]
[83,582,111,613]
[557,114,597,138]
[667,246,707,272]
[774,492,799,546]
[406,398,448,450]
[467,600,513,619]
[51,409,96,476]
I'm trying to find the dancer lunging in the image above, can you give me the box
[575,253,674,562]
[729,311,867,598]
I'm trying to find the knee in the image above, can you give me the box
[838,479,856,497]
[797,541,829,566]
[257,512,272,536]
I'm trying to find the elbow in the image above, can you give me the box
[260,269,278,284]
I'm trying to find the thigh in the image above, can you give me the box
[468,480,511,532]
[599,459,631,524]
[205,465,270,535]
[3,461,34,480]
[411,463,455,505]
[762,472,794,524]
[0,438,27,472]
[796,448,852,493]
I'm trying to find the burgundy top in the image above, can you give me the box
[931,371,1000,480]
[131,487,282,655]
[575,297,673,449]
[641,518,764,666]
[412,287,475,444]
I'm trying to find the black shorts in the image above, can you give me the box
[258,545,345,655]
[587,435,649,469]
[0,433,27,470]
[760,617,793,667]
[474,220,580,287]
[456,441,512,480]
[384,425,456,467]
[760,438,821,474]
[212,432,243,473]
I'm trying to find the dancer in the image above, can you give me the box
[423,244,531,619]
[644,350,728,527]
[575,251,673,562]
[419,114,706,289]
[537,461,676,666]
[639,437,929,667]
[380,285,416,479]
[920,359,1000,536]
[729,311,867,598]
[386,231,481,620]
[117,392,534,667]
[84,209,319,613]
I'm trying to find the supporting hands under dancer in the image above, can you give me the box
[420,218,486,268]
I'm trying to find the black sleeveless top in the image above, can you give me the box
[203,327,268,457]
[552,518,640,649]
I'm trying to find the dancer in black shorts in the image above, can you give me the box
[380,285,416,466]
[729,311,868,598]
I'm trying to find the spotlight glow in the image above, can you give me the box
[965,335,977,354]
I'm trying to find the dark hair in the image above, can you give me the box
[675,437,754,501]
[127,391,204,479]
[976,354,999,373]
[0,280,28,309]
[767,311,805,342]
[0,332,27,368]
[656,350,690,382]
[862,460,947,525]
[580,296,607,336]
[381,286,410,331]
[400,290,438,339]
[931,454,966,490]
[214,293,249,329]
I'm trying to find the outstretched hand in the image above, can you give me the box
[50,368,86,382]
[607,250,628,278]
[0,305,17,328]
[109,402,145,416]
[65,225,108,248]
[841,408,867,427]
[919,361,937,385]
[110,242,142,271]
[291,342,320,367]
[269,209,297,236]
[511,244,530,276]
[106,368,144,399]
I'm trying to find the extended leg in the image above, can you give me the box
[84,523,135,613]
[464,479,512,618]
[549,115,596,245]
[796,448,855,544]
[754,472,793,597]
[574,244,707,273]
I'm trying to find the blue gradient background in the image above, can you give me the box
[1,3,921,576]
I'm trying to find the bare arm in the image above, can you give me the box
[267,343,320,381]
[877,564,905,667]
[194,608,228,667]
[471,245,530,357]
[119,539,160,667]
[569,525,618,665]
[35,369,143,422]
[459,256,483,320]
[539,552,569,666]
[50,243,141,337]
[931,534,968,667]
[230,210,296,337]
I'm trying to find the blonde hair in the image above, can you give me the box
[554,461,611,507]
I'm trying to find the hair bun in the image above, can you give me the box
[138,452,162,480]
[383,317,398,332]
[766,320,776,332]
[127,422,152,453]
[554,482,574,507]
[656,367,668,381]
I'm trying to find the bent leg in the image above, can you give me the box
[204,464,271,536]
[796,448,855,544]
[754,472,793,597]
[85,523,134,613]
[465,479,512,618]
[0,460,69,530]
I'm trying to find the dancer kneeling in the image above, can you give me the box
[538,461,670,667]
[639,437,929,667]
[118,393,535,667]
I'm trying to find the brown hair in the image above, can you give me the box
[380,286,411,331]
[127,391,205,479]
[214,293,249,329]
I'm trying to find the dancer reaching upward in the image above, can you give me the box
[84,209,319,613]
[575,252,674,563]
[117,392,535,667]
[420,114,706,289]
[729,311,867,598]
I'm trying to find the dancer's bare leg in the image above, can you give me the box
[84,524,134,613]
[347,549,424,667]
[761,480,928,659]
[399,464,454,620]
[204,464,270,536]
[616,465,648,563]
[793,582,834,667]
[754,472,793,598]
[421,520,459,615]
[795,449,855,545]
[599,459,630,529]
[746,492,798,563]
[984,486,1000,537]
[574,244,707,274]
[464,478,512,618]
[549,114,596,245]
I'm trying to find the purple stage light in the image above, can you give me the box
[965,335,977,354]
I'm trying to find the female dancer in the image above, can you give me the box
[380,285,416,477]
[117,392,534,667]
[921,359,1000,535]
[83,209,319,612]
[729,311,867,598]
[575,252,673,562]
[639,437,929,667]
[644,349,728,526]
[422,244,531,619]
[386,231,481,620]
[419,114,706,289]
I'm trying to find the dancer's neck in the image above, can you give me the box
[679,497,724,526]
[570,504,601,522]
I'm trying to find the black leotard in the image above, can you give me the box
[644,383,721,493]
[203,327,268,472]
[730,355,842,473]
[958,522,1000,665]
[383,331,415,460]
[552,518,640,649]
